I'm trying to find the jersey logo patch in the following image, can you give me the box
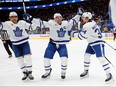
[13,27,23,37]
[57,28,66,38]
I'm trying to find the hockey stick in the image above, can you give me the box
[23,0,26,13]
[105,42,116,50]
[22,0,33,32]
[90,35,116,50]
[104,56,115,68]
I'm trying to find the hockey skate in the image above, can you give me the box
[41,68,52,79]
[28,71,34,80]
[80,70,89,79]
[105,73,114,84]
[61,72,66,79]
[22,71,28,80]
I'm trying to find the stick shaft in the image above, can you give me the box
[105,56,115,68]
[23,0,26,13]
[105,42,116,50]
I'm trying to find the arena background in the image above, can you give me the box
[1,0,116,86]
[0,0,113,40]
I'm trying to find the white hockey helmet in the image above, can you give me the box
[9,12,18,17]
[53,13,62,19]
[82,12,92,19]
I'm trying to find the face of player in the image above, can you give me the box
[55,16,63,24]
[9,16,18,24]
[81,17,89,24]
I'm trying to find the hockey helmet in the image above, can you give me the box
[82,12,92,19]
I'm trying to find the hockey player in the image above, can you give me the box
[109,0,116,41]
[107,23,116,41]
[76,12,114,83]
[109,0,116,27]
[0,12,34,80]
[23,8,83,79]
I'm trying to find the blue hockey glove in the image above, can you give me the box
[77,7,85,15]
[23,13,33,23]
[68,30,78,37]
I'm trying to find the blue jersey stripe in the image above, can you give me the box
[41,20,45,28]
[61,68,67,70]
[50,38,70,43]
[89,40,105,45]
[44,65,51,68]
[61,65,67,67]
[26,66,32,68]
[78,33,82,40]
[103,63,109,67]
[104,67,110,71]
[78,31,86,39]
[72,19,77,26]
[84,62,90,64]
[21,66,26,69]
[12,37,29,43]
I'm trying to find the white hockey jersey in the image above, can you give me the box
[78,20,104,46]
[109,0,116,27]
[2,20,31,45]
[32,15,80,44]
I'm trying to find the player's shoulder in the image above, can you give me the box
[83,20,96,28]
[18,20,28,25]
[62,20,68,25]
[48,20,57,25]
[5,21,11,24]
[18,20,26,23]
[48,20,54,23]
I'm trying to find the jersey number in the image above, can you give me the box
[94,28,102,38]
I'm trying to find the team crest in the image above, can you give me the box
[57,28,66,38]
[13,27,23,37]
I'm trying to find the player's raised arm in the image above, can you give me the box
[23,13,48,29]
[65,7,84,31]
[76,12,92,40]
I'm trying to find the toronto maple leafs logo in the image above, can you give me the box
[57,28,66,38]
[13,27,23,37]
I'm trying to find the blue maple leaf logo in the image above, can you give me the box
[57,28,66,38]
[13,27,23,37]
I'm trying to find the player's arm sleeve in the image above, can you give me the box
[77,26,88,40]
[24,21,32,30]
[65,15,81,31]
[31,18,48,29]
[1,22,8,31]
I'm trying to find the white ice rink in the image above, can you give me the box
[0,39,116,86]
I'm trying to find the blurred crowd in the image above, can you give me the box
[0,0,112,34]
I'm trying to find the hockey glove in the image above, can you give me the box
[77,7,84,15]
[68,30,78,37]
[23,13,33,23]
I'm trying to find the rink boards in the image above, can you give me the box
[29,33,114,40]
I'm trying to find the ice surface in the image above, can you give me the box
[0,39,116,86]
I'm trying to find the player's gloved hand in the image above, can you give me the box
[23,13,33,23]
[77,7,84,15]
[68,30,78,37]
[0,21,3,30]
